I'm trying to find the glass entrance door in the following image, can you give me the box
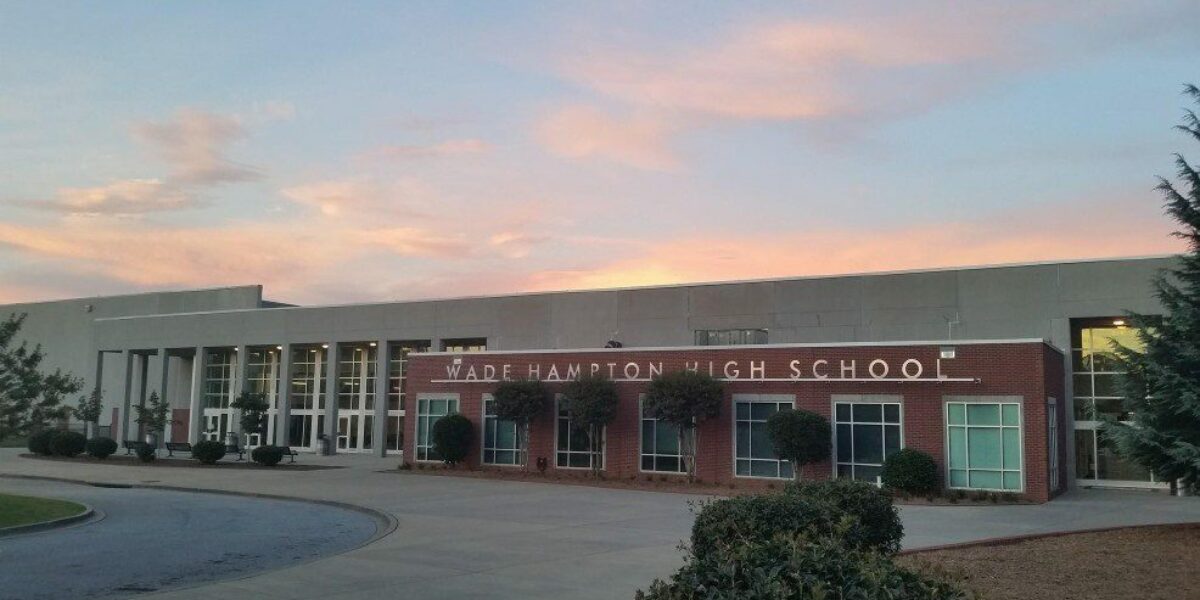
[288,345,327,451]
[336,343,376,453]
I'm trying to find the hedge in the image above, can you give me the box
[432,413,474,465]
[50,431,87,458]
[192,440,227,465]
[251,445,284,467]
[85,437,118,459]
[881,448,941,496]
[27,430,58,456]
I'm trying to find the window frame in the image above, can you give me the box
[481,393,525,467]
[731,393,796,480]
[638,394,690,475]
[414,393,460,463]
[554,394,605,471]
[830,395,904,484]
[944,396,1024,493]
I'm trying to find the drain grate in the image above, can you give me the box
[88,482,132,489]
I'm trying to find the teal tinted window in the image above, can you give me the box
[734,398,794,479]
[946,401,1022,491]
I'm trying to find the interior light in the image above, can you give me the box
[322,343,330,349]
[276,345,283,350]
[369,342,377,347]
[1113,319,1126,327]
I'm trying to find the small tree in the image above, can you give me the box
[0,313,82,440]
[1106,84,1200,491]
[766,408,831,481]
[432,413,474,466]
[563,374,619,476]
[231,391,270,444]
[74,389,104,439]
[643,370,723,481]
[134,391,172,444]
[492,379,548,468]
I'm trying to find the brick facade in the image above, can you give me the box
[406,340,1065,503]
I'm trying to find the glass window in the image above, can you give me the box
[734,396,794,479]
[388,340,431,413]
[640,400,689,473]
[946,400,1022,491]
[694,329,768,346]
[441,338,487,353]
[415,396,458,461]
[483,395,524,466]
[834,397,902,484]
[556,396,603,469]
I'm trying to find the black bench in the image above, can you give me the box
[279,446,299,463]
[164,442,193,458]
[122,440,144,455]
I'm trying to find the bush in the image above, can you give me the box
[882,448,941,496]
[85,437,118,459]
[50,431,87,457]
[636,532,964,600]
[691,480,903,560]
[786,478,903,555]
[251,445,284,467]
[27,430,59,456]
[765,409,831,478]
[432,413,473,465]
[136,443,156,462]
[192,440,227,465]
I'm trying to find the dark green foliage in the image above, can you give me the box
[1,313,83,441]
[690,480,903,561]
[562,374,619,474]
[765,409,831,479]
[73,389,103,427]
[50,430,86,457]
[637,532,964,600]
[882,448,941,495]
[1106,85,1200,491]
[231,392,270,437]
[136,443,157,462]
[492,379,548,423]
[192,440,227,465]
[251,445,284,467]
[27,429,58,456]
[644,370,723,479]
[432,413,474,465]
[85,437,118,459]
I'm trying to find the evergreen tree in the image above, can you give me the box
[0,313,82,440]
[1106,85,1200,491]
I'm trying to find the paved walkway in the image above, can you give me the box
[2,449,1198,599]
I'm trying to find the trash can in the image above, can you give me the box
[317,434,331,456]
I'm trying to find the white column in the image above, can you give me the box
[158,348,171,442]
[118,350,135,442]
[373,340,388,457]
[188,347,205,444]
[232,343,248,436]
[276,344,292,446]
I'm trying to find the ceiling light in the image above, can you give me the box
[1113,319,1126,327]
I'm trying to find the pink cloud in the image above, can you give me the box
[368,138,491,160]
[280,179,430,218]
[536,105,680,171]
[131,108,259,184]
[23,179,196,215]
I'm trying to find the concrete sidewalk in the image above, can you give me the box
[2,449,1198,599]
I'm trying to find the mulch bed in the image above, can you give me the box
[388,466,1025,504]
[20,453,340,471]
[898,524,1200,600]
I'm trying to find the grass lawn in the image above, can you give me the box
[899,524,1200,600]
[0,493,87,529]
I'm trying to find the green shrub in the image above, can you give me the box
[636,532,965,600]
[765,409,831,479]
[192,440,226,465]
[785,478,903,555]
[251,445,284,467]
[432,413,473,465]
[50,431,87,457]
[691,480,903,560]
[27,430,59,456]
[85,437,118,459]
[882,448,941,496]
[136,443,157,462]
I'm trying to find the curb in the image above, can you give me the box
[0,473,398,548]
[900,521,1200,555]
[0,502,98,538]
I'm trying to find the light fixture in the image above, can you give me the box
[369,342,377,347]
[939,346,956,359]
[322,343,329,349]
[1113,319,1126,327]
[276,345,283,350]
[453,357,462,365]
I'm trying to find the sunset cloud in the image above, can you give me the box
[281,179,431,218]
[536,105,680,171]
[131,108,259,184]
[23,179,195,215]
[368,138,491,160]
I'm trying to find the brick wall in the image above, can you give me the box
[406,341,1062,502]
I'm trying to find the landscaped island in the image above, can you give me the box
[0,493,86,529]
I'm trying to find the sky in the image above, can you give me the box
[1,1,1197,305]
